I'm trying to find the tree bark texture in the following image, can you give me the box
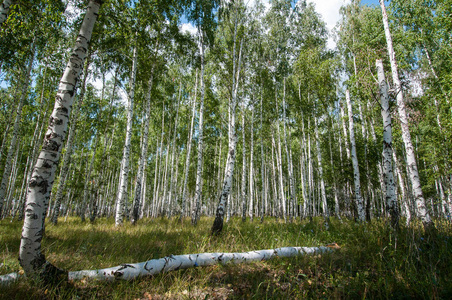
[376,59,398,228]
[18,0,101,279]
[379,0,433,228]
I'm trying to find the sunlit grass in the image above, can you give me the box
[1,216,452,299]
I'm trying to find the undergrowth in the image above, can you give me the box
[1,216,451,299]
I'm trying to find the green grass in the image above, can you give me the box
[1,216,452,299]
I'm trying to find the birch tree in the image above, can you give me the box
[376,59,398,228]
[211,8,243,234]
[18,0,101,280]
[346,90,365,221]
[379,0,433,229]
[115,43,137,227]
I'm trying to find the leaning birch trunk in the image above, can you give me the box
[51,56,90,225]
[180,70,198,221]
[379,0,433,229]
[192,33,205,225]
[0,48,34,216]
[376,59,398,228]
[346,90,365,221]
[115,43,137,227]
[0,0,12,25]
[18,0,101,280]
[241,109,247,222]
[314,116,330,228]
[131,66,154,224]
[1,246,334,285]
[211,24,242,234]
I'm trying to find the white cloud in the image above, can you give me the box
[180,23,197,36]
[306,0,351,49]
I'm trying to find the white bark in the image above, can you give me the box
[18,0,101,278]
[241,109,247,222]
[0,0,12,25]
[282,80,295,222]
[275,120,287,222]
[192,33,205,225]
[376,59,398,227]
[1,246,333,285]
[115,44,137,227]
[314,117,330,227]
[212,24,243,234]
[132,67,154,224]
[346,90,365,221]
[67,246,332,282]
[249,109,254,221]
[180,70,198,220]
[51,57,90,224]
[379,0,433,227]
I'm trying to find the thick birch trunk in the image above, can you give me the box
[51,56,90,224]
[0,49,34,216]
[346,90,365,221]
[132,68,154,224]
[0,0,12,25]
[18,0,101,279]
[376,59,398,228]
[379,0,433,228]
[115,44,137,227]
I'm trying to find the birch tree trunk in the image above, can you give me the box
[180,70,198,221]
[249,109,254,222]
[132,66,154,224]
[0,48,34,216]
[314,117,330,228]
[260,92,266,223]
[52,55,91,225]
[18,0,101,280]
[211,23,243,234]
[282,80,295,222]
[275,120,287,222]
[379,0,433,229]
[241,109,247,222]
[346,90,365,221]
[376,59,398,228]
[192,32,205,225]
[115,43,137,227]
[0,0,12,25]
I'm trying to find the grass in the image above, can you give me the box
[1,216,452,299]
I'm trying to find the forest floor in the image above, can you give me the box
[1,216,452,299]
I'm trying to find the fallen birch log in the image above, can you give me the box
[1,245,338,285]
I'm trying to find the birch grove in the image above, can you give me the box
[1,0,451,287]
